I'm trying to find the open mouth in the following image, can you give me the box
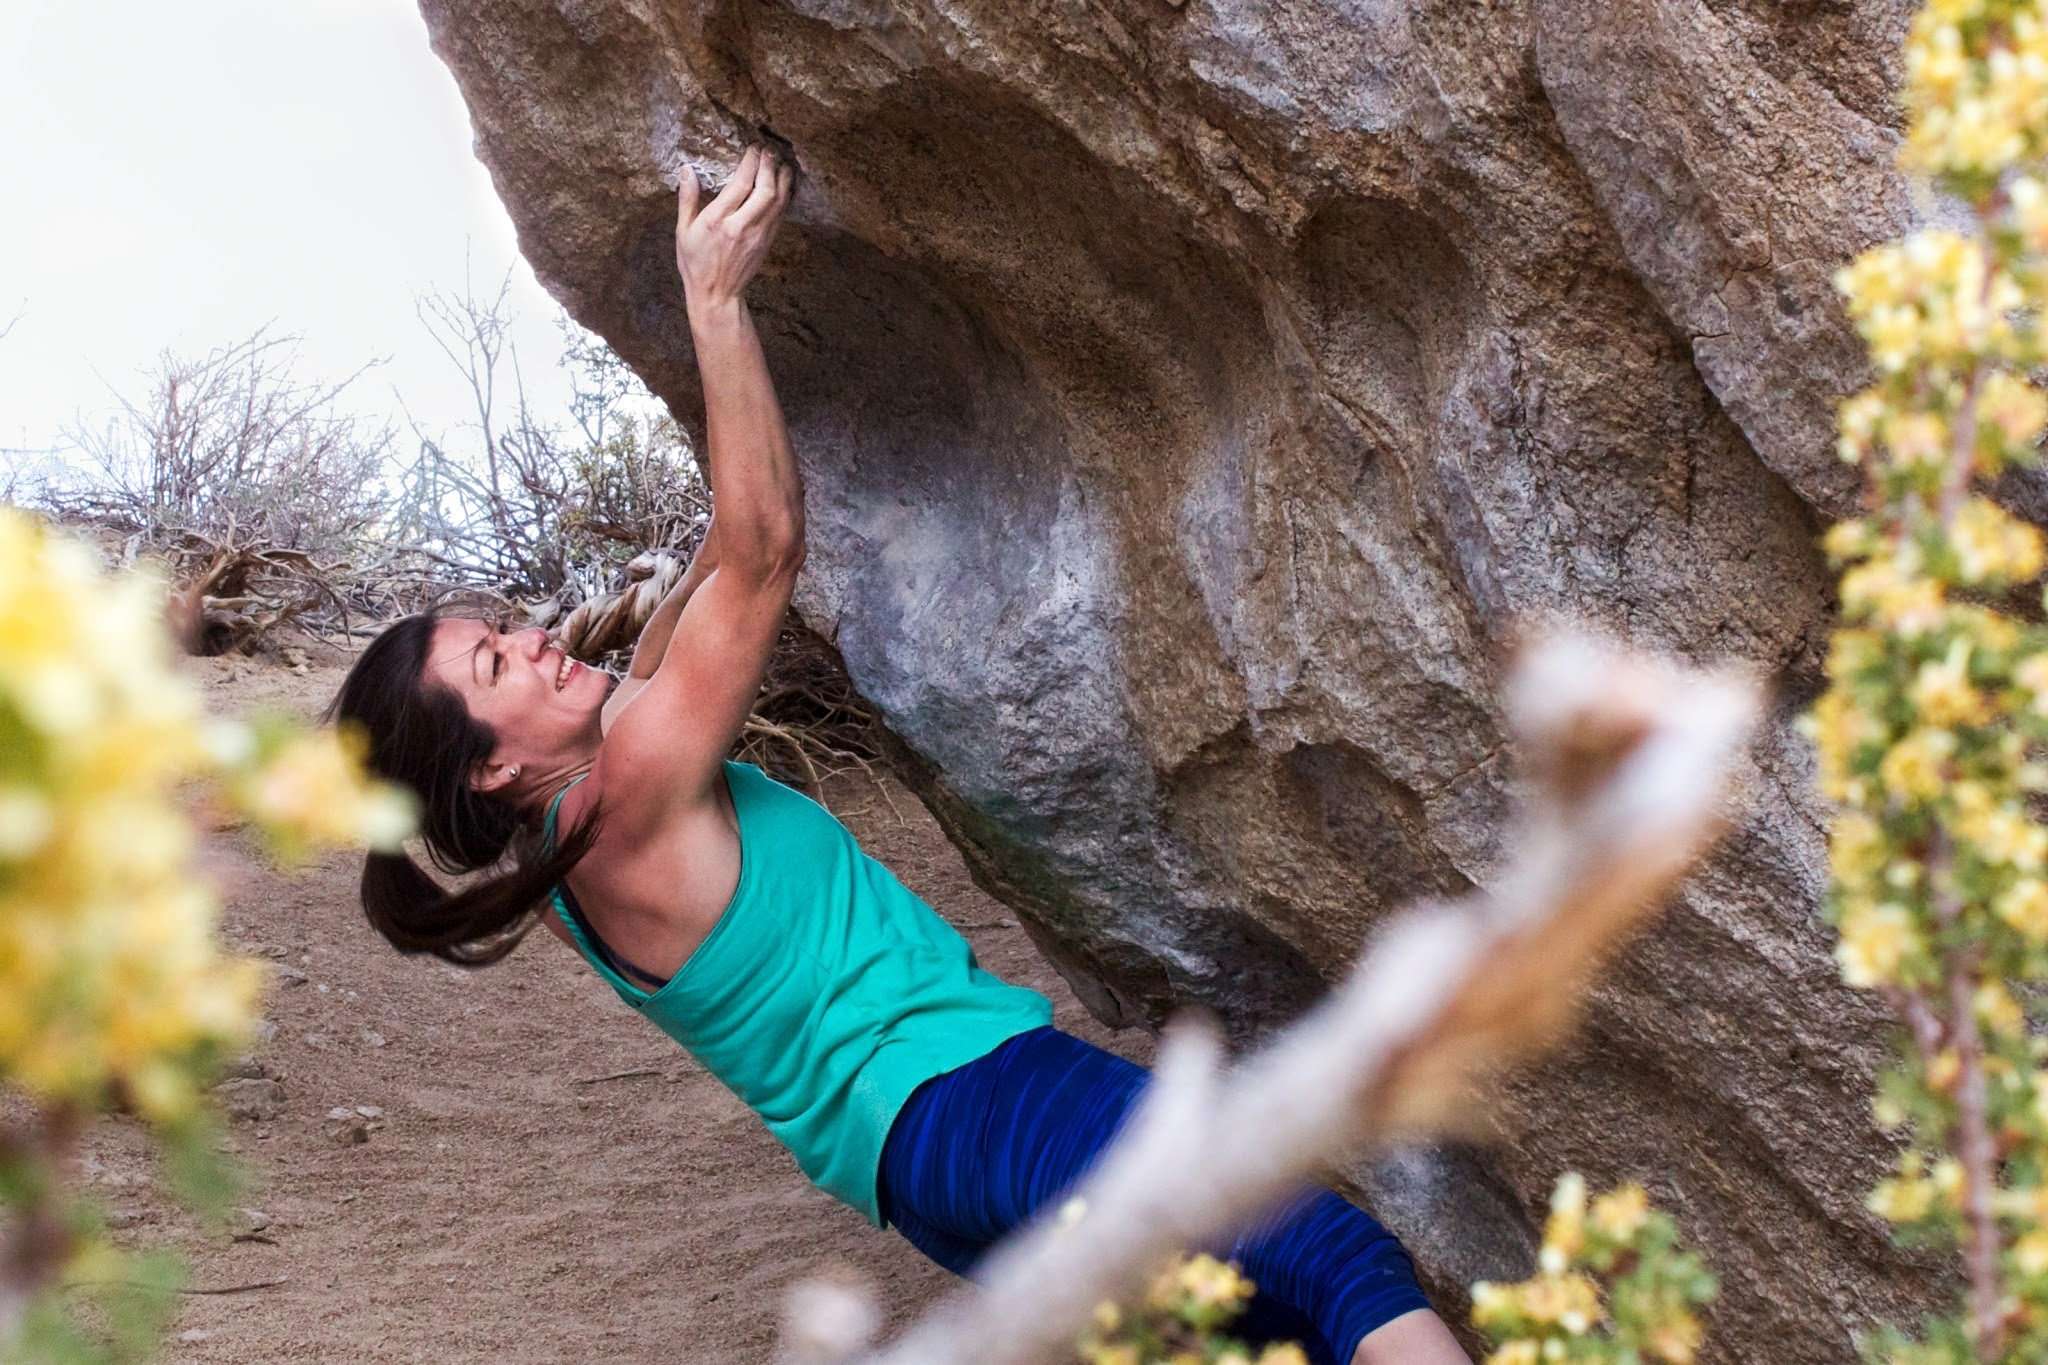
[554,652,578,691]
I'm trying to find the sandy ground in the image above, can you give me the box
[84,646,1154,1363]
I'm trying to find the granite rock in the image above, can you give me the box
[419,0,1937,1355]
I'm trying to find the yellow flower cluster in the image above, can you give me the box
[1956,498,2046,583]
[1837,232,2025,376]
[0,511,257,1120]
[0,507,412,1123]
[1079,1253,1307,1365]
[1871,1153,1945,1226]
[1904,0,2048,180]
[1811,0,2048,1358]
[1980,370,2048,459]
[1838,902,1928,989]
[1472,1177,1713,1365]
[219,718,416,864]
[1809,525,2048,995]
[1143,1252,1256,1314]
[1836,554,1947,637]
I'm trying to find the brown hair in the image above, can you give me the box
[324,607,600,965]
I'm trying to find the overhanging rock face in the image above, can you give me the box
[420,0,1934,1355]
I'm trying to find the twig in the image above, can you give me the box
[66,1276,290,1296]
[0,1106,85,1345]
[573,1067,664,1085]
[744,715,828,792]
[1926,325,2007,1360]
[784,635,1759,1365]
[1933,834,2006,1357]
[1884,984,1947,1061]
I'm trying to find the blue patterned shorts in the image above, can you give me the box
[876,1025,1430,1365]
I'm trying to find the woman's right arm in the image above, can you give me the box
[600,148,803,819]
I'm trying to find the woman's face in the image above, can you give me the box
[424,616,606,779]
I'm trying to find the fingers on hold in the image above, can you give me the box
[722,146,764,205]
[726,149,789,230]
[749,145,780,201]
[680,144,789,238]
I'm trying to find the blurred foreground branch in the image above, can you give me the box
[782,634,1759,1365]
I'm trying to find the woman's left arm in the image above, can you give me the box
[600,518,725,733]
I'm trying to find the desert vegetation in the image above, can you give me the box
[22,276,701,649]
[7,275,880,788]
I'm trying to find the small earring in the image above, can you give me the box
[507,765,521,779]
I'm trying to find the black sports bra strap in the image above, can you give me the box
[555,882,673,993]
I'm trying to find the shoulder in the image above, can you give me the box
[580,745,738,850]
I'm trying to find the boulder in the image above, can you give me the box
[418,0,1939,1355]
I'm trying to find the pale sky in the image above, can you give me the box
[0,0,584,464]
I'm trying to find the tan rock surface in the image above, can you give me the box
[418,1,1946,1356]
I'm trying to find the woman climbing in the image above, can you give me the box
[329,146,1469,1365]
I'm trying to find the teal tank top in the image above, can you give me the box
[541,759,1052,1225]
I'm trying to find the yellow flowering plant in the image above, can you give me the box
[0,506,413,1362]
[1076,1252,1311,1365]
[1808,0,2048,1358]
[1469,1176,1716,1365]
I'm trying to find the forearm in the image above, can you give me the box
[626,519,721,679]
[689,298,805,569]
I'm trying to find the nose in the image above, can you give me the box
[518,626,550,660]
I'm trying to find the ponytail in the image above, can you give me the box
[326,607,602,965]
[357,820,600,965]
